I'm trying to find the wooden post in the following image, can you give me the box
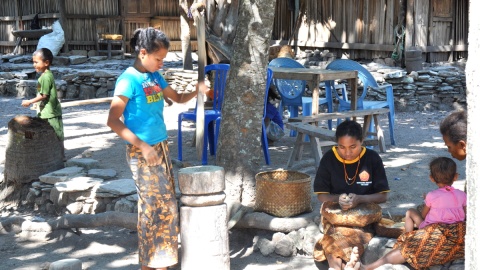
[405,0,414,50]
[57,0,69,53]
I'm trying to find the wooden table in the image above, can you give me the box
[285,108,390,169]
[270,67,358,114]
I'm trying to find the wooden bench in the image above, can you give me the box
[285,108,390,169]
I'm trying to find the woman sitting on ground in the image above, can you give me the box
[313,120,390,270]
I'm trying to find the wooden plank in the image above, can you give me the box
[288,108,390,122]
[291,41,395,51]
[61,97,113,108]
[414,0,429,55]
[21,13,61,20]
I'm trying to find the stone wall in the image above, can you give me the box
[0,52,467,112]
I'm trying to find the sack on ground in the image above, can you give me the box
[267,121,285,141]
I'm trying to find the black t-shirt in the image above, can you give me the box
[313,146,390,195]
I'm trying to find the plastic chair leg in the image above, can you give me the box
[261,123,270,165]
[388,111,396,145]
[177,116,184,161]
[208,121,216,156]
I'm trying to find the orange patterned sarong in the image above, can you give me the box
[394,222,465,269]
[127,141,179,269]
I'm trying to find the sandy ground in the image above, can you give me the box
[0,93,466,269]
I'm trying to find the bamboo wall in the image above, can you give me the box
[0,0,469,62]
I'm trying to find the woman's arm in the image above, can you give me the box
[163,82,208,103]
[107,95,159,166]
[317,193,340,203]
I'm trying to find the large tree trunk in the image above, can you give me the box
[180,0,193,70]
[465,1,479,268]
[215,0,277,214]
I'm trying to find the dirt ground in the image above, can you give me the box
[0,92,466,269]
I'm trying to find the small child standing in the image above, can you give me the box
[404,156,466,232]
[21,48,64,159]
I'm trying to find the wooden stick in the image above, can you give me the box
[60,97,113,108]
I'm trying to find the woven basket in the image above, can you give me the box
[321,201,382,227]
[255,170,312,217]
[374,218,405,238]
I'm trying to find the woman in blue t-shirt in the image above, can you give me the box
[107,27,206,270]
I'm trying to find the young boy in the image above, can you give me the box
[22,48,64,159]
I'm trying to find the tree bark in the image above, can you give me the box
[465,1,479,268]
[215,0,277,214]
[179,0,193,70]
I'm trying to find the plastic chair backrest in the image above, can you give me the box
[263,68,274,118]
[268,57,306,106]
[205,63,230,111]
[326,59,380,108]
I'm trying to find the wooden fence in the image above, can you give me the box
[0,0,469,63]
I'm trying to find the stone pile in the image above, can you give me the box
[26,158,139,215]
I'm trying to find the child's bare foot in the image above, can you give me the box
[344,246,361,270]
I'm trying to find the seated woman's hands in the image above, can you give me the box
[339,193,360,210]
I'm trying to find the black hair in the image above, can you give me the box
[335,120,363,142]
[130,27,170,54]
[439,110,467,143]
[33,48,54,64]
[429,157,457,185]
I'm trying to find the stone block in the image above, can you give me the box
[69,55,88,65]
[78,84,96,100]
[180,204,229,269]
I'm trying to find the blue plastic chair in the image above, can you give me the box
[325,59,396,145]
[261,68,275,165]
[177,63,230,164]
[268,57,329,136]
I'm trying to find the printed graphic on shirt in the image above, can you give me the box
[357,170,372,186]
[142,80,164,104]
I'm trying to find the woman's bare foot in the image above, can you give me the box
[344,246,361,270]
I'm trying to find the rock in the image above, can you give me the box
[257,238,275,256]
[274,234,296,257]
[49,258,82,270]
[114,197,136,213]
[87,168,116,180]
[54,177,103,192]
[39,166,85,184]
[65,158,100,170]
[66,202,83,214]
[96,178,136,196]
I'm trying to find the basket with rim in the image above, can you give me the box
[254,170,312,218]
[321,201,382,227]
